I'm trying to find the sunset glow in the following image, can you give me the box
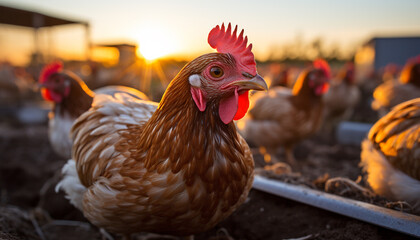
[0,0,419,65]
[135,26,179,61]
[91,47,119,65]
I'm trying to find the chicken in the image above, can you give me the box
[56,23,267,238]
[371,56,420,117]
[360,98,420,214]
[237,59,330,166]
[323,62,360,132]
[39,62,148,158]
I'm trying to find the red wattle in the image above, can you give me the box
[233,90,249,120]
[41,88,54,102]
[41,88,63,103]
[315,83,329,96]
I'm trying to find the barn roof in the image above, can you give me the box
[0,4,88,28]
[364,36,420,46]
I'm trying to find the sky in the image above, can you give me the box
[1,0,420,65]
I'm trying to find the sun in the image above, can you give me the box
[135,26,178,61]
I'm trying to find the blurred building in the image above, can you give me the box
[0,4,91,66]
[93,43,138,67]
[355,36,420,82]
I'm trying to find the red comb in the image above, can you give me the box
[39,61,63,83]
[313,59,331,79]
[208,23,256,75]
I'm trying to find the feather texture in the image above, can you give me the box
[371,80,420,117]
[238,64,329,164]
[68,90,254,235]
[239,86,323,149]
[372,59,420,116]
[361,98,420,213]
[42,66,148,159]
[57,24,262,237]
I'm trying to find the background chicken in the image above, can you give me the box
[323,62,361,132]
[56,23,267,238]
[371,55,420,117]
[39,62,148,158]
[360,98,420,214]
[237,59,330,166]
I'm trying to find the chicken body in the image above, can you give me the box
[238,64,329,165]
[372,60,420,117]
[361,98,420,213]
[57,24,267,237]
[371,80,420,117]
[66,91,254,235]
[40,66,148,158]
[323,63,360,131]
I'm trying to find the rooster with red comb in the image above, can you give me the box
[56,23,267,239]
[38,62,149,159]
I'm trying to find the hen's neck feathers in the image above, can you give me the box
[133,59,245,186]
[54,74,94,118]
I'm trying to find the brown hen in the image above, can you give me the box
[371,56,420,117]
[238,59,330,166]
[56,23,267,238]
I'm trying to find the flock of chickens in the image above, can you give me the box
[37,23,420,239]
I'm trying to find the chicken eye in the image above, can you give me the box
[210,66,224,78]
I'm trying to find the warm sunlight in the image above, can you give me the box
[135,25,179,61]
[91,47,119,65]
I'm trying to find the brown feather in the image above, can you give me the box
[52,72,94,119]
[239,69,325,153]
[70,53,254,236]
[368,98,420,180]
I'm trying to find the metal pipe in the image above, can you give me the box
[253,175,420,237]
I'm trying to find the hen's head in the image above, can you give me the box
[183,23,267,124]
[39,62,89,103]
[307,59,331,96]
[39,61,70,103]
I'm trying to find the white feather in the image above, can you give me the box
[55,159,86,211]
[99,145,115,160]
[361,139,420,213]
[189,74,202,88]
[49,113,74,159]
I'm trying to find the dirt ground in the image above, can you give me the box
[0,119,418,240]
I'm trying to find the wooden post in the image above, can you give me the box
[32,13,44,65]
[85,23,91,61]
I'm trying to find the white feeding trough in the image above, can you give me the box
[253,175,420,237]
[16,102,50,124]
[336,121,373,145]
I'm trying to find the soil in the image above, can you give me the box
[0,121,418,240]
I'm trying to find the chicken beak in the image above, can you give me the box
[231,74,268,91]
